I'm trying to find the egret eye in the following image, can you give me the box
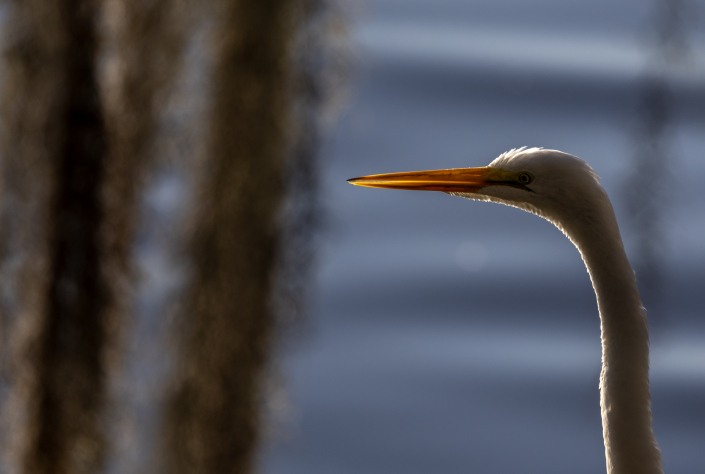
[518,172,533,184]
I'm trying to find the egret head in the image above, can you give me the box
[348,147,609,235]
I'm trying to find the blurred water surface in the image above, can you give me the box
[262,1,705,473]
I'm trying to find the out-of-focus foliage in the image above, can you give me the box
[0,2,111,473]
[624,0,697,329]
[0,1,343,473]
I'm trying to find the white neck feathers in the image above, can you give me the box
[565,198,663,474]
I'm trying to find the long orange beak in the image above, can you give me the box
[347,166,495,193]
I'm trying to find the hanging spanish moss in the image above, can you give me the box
[0,0,342,472]
[0,2,109,473]
[99,0,190,343]
[624,0,693,332]
[159,0,296,472]
[98,0,190,471]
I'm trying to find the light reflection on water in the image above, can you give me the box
[454,241,488,272]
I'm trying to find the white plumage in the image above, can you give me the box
[349,148,663,474]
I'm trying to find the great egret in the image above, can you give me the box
[348,148,663,474]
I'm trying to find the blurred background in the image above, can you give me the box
[0,1,702,474]
[262,1,705,474]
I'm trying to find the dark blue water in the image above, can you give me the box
[261,1,705,473]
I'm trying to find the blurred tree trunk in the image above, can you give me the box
[0,2,109,473]
[160,1,298,473]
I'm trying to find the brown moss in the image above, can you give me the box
[160,1,297,473]
[0,2,109,473]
